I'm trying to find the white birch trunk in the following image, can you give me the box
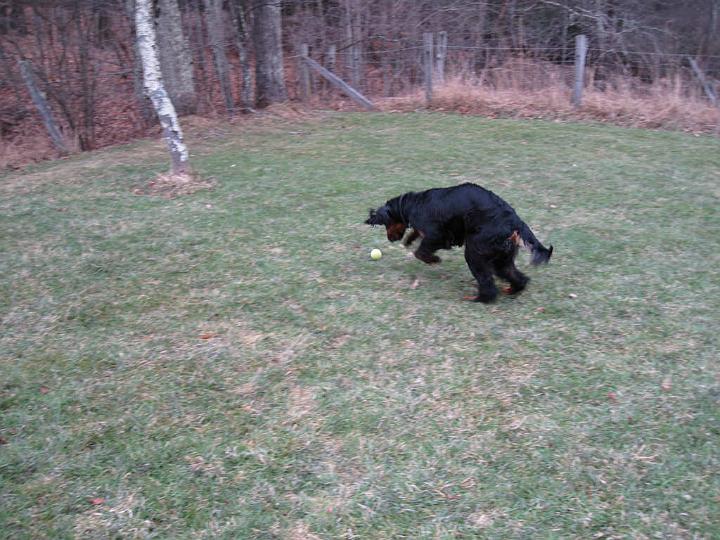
[135,0,190,175]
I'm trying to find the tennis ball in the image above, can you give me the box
[370,248,382,260]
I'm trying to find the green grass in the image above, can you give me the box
[1,112,719,539]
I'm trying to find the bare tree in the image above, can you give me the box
[186,0,213,112]
[344,0,362,89]
[73,7,96,150]
[155,0,197,115]
[203,0,235,114]
[135,0,191,175]
[229,0,253,111]
[252,0,287,107]
[124,0,155,125]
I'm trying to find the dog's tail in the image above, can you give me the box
[517,223,553,265]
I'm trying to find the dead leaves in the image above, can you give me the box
[329,334,351,350]
[132,172,215,199]
[197,325,266,347]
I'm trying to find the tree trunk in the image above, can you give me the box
[155,0,197,115]
[343,0,361,89]
[188,0,212,113]
[74,11,96,150]
[124,0,154,125]
[475,1,488,73]
[252,0,287,108]
[229,0,253,111]
[203,0,234,114]
[351,0,362,90]
[135,0,191,175]
[595,0,607,52]
[0,42,23,103]
[0,2,27,34]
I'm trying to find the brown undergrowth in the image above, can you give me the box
[2,63,718,171]
[378,67,720,134]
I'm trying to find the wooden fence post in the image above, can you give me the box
[423,32,434,105]
[435,31,447,85]
[18,60,69,155]
[352,40,362,91]
[299,43,311,101]
[326,45,336,72]
[302,55,375,110]
[572,34,588,108]
[345,0,361,90]
[325,45,336,96]
[688,57,718,106]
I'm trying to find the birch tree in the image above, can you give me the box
[135,0,191,175]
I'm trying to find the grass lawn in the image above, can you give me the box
[1,112,719,539]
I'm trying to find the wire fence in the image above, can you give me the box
[3,32,715,98]
[295,37,715,106]
[1,30,718,158]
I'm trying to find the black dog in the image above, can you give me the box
[365,183,553,302]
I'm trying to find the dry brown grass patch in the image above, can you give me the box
[286,384,318,422]
[259,102,318,121]
[74,492,153,539]
[134,171,215,198]
[378,64,720,135]
[287,521,322,540]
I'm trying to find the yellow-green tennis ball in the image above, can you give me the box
[370,248,382,260]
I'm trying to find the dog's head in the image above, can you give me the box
[365,204,407,242]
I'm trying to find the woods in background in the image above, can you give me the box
[1,0,719,165]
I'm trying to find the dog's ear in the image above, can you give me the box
[365,205,391,226]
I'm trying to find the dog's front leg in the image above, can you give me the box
[414,235,444,264]
[402,229,420,248]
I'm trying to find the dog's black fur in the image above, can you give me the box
[365,183,553,302]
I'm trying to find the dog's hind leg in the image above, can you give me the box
[492,254,529,295]
[463,244,498,303]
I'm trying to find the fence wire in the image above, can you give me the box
[2,32,718,151]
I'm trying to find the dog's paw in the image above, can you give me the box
[414,252,441,265]
[465,291,498,303]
